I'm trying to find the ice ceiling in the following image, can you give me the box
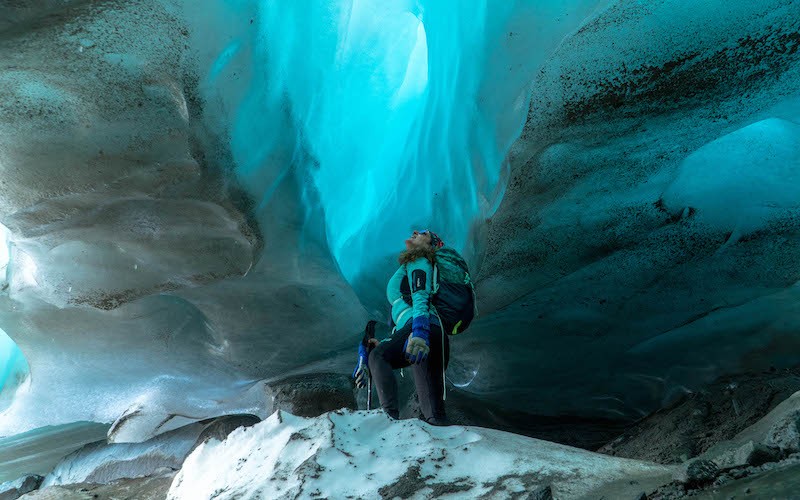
[0,0,799,441]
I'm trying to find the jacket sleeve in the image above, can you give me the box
[386,265,406,304]
[405,257,434,322]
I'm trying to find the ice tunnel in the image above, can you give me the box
[210,0,610,295]
[2,0,800,496]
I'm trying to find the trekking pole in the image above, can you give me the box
[367,369,373,410]
[363,321,377,410]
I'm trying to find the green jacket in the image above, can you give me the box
[386,256,439,329]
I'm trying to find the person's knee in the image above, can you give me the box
[368,346,384,369]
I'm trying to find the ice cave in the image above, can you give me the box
[1,0,800,498]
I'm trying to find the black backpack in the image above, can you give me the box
[400,248,476,335]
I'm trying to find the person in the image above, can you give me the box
[353,229,450,425]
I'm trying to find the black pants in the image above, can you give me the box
[369,321,450,422]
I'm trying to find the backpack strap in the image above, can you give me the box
[429,262,446,400]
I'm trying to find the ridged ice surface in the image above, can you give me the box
[43,423,204,487]
[0,422,109,483]
[465,0,800,418]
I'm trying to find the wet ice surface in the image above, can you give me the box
[0,422,108,483]
[43,423,205,487]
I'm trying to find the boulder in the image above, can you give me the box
[0,475,43,500]
[703,390,800,468]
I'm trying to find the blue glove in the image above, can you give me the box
[353,343,369,388]
[404,316,431,364]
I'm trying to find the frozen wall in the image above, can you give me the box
[1,0,799,445]
[0,331,28,415]
[468,0,800,418]
[193,0,609,306]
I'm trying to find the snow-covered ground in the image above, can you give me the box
[169,410,674,500]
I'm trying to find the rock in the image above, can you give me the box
[596,369,800,465]
[270,373,357,417]
[740,442,782,467]
[22,472,175,500]
[531,484,553,500]
[676,459,719,488]
[704,390,800,468]
[0,474,43,500]
[763,409,800,453]
[191,414,261,452]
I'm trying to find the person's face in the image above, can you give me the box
[405,230,432,250]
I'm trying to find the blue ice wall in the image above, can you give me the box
[201,0,606,287]
[0,330,28,414]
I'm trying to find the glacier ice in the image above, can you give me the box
[0,329,28,415]
[468,0,800,418]
[0,422,109,483]
[0,0,370,439]
[663,118,800,240]
[43,422,205,487]
[0,0,610,439]
[0,0,799,456]
[196,0,610,294]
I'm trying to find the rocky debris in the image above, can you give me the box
[0,474,43,500]
[676,460,719,489]
[701,389,800,469]
[598,368,800,463]
[532,484,554,500]
[398,386,629,450]
[271,372,357,417]
[697,459,800,499]
[644,454,800,499]
[21,471,175,500]
[610,385,800,499]
[565,371,800,499]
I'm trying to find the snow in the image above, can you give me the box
[169,410,673,500]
